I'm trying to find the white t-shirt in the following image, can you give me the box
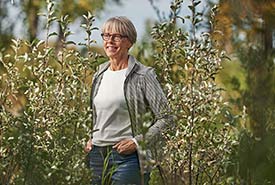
[92,67,132,146]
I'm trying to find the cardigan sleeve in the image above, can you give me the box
[135,68,174,144]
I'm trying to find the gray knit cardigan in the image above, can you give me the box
[90,55,173,171]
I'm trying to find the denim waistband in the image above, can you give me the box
[92,145,138,157]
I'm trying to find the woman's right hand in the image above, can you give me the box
[84,138,93,153]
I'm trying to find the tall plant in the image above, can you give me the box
[0,0,100,184]
[151,0,238,184]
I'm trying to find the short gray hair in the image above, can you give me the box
[102,16,137,44]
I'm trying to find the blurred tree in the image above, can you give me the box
[0,0,14,49]
[21,0,41,42]
[213,0,275,135]
[0,0,122,49]
[212,0,275,183]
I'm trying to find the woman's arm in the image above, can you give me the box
[135,68,174,144]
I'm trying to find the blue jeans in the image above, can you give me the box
[88,145,150,185]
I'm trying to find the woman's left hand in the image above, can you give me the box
[113,139,137,155]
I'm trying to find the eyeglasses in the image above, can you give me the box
[101,33,127,42]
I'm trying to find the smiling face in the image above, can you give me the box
[103,31,132,59]
[101,17,137,60]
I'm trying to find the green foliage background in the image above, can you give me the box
[0,2,103,183]
[1,0,275,184]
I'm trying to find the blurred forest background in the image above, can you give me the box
[0,0,275,184]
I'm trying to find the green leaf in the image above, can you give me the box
[176,16,185,24]
[194,1,201,7]
[48,32,58,37]
[188,5,195,12]
[38,12,46,17]
[66,41,76,45]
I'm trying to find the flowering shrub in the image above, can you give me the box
[150,0,238,184]
[0,1,102,184]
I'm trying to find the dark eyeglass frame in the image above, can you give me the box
[101,33,128,42]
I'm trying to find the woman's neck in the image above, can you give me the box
[109,54,129,71]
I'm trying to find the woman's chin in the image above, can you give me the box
[106,52,118,58]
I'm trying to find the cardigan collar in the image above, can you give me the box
[96,55,137,78]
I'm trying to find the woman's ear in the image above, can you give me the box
[127,40,133,50]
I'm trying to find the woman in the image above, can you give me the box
[85,16,172,185]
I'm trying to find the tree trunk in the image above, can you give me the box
[23,0,40,42]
